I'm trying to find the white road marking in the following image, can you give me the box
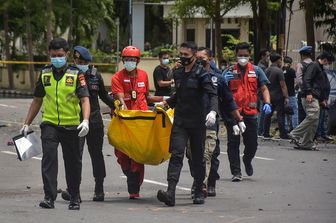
[1,150,42,160]
[120,175,191,191]
[220,151,274,161]
[0,104,17,108]
[0,150,191,191]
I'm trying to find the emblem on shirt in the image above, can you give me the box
[65,75,74,86]
[43,75,51,86]
[211,76,218,86]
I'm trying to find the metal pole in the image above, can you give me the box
[116,17,120,72]
[210,18,213,52]
[128,0,132,45]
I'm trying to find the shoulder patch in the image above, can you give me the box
[78,74,87,87]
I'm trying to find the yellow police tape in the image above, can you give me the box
[108,101,173,165]
[0,60,116,66]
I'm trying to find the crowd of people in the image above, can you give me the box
[19,37,335,210]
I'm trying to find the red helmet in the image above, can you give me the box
[122,46,140,58]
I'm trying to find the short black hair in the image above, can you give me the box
[259,48,269,58]
[48,38,69,52]
[158,51,169,59]
[318,52,335,62]
[180,41,198,53]
[197,47,211,57]
[283,56,293,64]
[270,53,282,63]
[235,42,250,53]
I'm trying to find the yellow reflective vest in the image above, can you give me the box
[41,67,81,126]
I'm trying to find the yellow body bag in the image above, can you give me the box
[108,104,173,165]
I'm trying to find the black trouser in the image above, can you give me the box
[263,98,287,138]
[79,126,106,191]
[298,92,306,124]
[40,124,81,201]
[226,118,258,176]
[167,123,205,189]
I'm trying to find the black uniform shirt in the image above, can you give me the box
[283,67,296,97]
[166,63,218,128]
[153,65,172,96]
[83,66,114,127]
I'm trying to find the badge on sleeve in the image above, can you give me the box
[78,74,87,87]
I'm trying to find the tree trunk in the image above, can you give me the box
[46,0,53,49]
[304,0,315,59]
[214,0,223,64]
[26,3,35,91]
[3,11,14,89]
[258,0,270,50]
[251,0,259,63]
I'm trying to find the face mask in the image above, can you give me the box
[323,65,330,70]
[197,59,207,67]
[124,61,137,71]
[237,57,249,67]
[162,59,170,65]
[76,64,89,73]
[180,56,194,66]
[51,57,67,68]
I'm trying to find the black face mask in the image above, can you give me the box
[180,56,194,66]
[196,58,207,67]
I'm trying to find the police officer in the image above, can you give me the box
[156,42,218,206]
[61,46,114,202]
[223,42,271,182]
[187,47,245,197]
[20,38,90,210]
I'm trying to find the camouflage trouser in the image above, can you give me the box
[187,129,217,187]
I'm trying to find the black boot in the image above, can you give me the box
[93,179,104,201]
[207,185,216,197]
[68,195,80,210]
[157,182,176,207]
[193,186,205,205]
[39,197,54,209]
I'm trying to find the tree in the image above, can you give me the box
[172,0,241,63]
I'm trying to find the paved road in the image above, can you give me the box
[0,98,335,223]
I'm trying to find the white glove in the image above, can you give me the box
[163,96,170,100]
[238,121,246,134]
[232,125,240,135]
[20,124,30,137]
[154,102,166,111]
[205,111,217,127]
[77,119,89,137]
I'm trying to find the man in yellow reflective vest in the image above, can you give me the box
[20,38,90,210]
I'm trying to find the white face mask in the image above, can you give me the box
[124,61,137,71]
[162,59,169,65]
[323,64,330,70]
[237,57,249,66]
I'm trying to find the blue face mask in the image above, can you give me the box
[51,57,67,68]
[124,61,137,71]
[76,64,89,73]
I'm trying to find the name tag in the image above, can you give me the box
[138,82,145,87]
[124,79,130,83]
[248,72,256,77]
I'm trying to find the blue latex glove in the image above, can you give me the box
[223,71,234,84]
[263,103,272,115]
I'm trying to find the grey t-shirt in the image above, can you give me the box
[266,64,285,101]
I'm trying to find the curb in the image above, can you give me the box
[0,89,33,97]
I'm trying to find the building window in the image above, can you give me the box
[235,18,239,24]
[186,29,195,42]
[228,18,232,24]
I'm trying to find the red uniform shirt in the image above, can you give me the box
[112,68,149,110]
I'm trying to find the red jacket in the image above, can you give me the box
[229,63,258,115]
